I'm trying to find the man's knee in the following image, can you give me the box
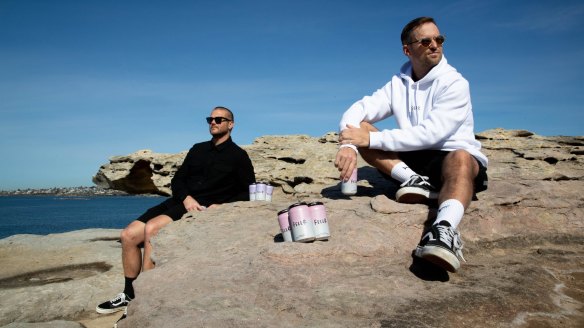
[144,215,172,237]
[444,150,479,177]
[359,121,379,132]
[121,222,145,245]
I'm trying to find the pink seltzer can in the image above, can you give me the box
[308,202,330,241]
[277,208,293,242]
[288,202,315,242]
[341,168,357,195]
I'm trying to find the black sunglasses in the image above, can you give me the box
[407,35,445,47]
[206,116,231,124]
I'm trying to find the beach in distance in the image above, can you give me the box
[0,194,164,240]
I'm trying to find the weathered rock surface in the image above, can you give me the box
[2,129,583,327]
[0,229,123,328]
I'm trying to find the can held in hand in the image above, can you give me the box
[308,202,330,241]
[341,168,358,195]
[249,183,257,201]
[277,208,292,242]
[288,202,315,242]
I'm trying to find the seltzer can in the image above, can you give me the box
[277,208,293,242]
[255,183,266,201]
[265,185,274,202]
[248,183,257,201]
[341,168,358,195]
[308,202,330,240]
[288,202,315,242]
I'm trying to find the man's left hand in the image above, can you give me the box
[339,124,370,148]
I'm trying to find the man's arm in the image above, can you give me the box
[171,146,207,211]
[231,150,256,201]
[171,150,192,203]
[182,195,206,211]
[335,80,394,179]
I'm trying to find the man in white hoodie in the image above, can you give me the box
[334,17,488,273]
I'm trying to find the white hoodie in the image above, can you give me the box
[339,56,488,167]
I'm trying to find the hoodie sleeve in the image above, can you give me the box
[369,76,471,151]
[339,78,397,131]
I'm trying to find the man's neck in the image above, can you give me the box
[212,133,231,146]
[411,67,429,82]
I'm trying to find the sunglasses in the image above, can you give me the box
[206,116,231,124]
[407,35,445,47]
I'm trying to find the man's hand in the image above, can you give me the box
[334,147,358,181]
[339,124,370,148]
[183,195,205,212]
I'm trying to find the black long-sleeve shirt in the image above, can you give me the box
[171,137,255,207]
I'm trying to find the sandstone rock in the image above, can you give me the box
[92,149,185,196]
[2,129,583,327]
[0,230,123,327]
[119,129,582,328]
[1,321,84,328]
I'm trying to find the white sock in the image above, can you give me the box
[435,199,465,228]
[390,162,417,183]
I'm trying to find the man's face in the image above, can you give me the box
[208,109,233,137]
[403,22,443,76]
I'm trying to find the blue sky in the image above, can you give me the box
[1,0,583,190]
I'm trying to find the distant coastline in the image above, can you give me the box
[0,186,134,197]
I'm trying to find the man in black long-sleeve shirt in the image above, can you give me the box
[96,106,255,322]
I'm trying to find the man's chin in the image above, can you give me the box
[211,131,228,138]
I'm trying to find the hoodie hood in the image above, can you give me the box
[399,56,457,85]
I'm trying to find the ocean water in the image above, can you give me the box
[0,195,165,240]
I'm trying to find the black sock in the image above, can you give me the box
[123,277,136,299]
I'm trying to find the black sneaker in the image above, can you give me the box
[414,221,466,273]
[113,307,127,328]
[395,175,438,203]
[96,292,132,314]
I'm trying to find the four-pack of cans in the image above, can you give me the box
[277,202,330,242]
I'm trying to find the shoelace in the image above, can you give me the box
[110,293,126,305]
[436,225,466,262]
[400,175,432,188]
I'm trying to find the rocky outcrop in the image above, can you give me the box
[2,129,583,328]
[92,129,584,198]
[92,133,376,197]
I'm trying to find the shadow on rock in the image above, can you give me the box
[0,262,113,289]
[320,167,398,200]
[409,255,450,282]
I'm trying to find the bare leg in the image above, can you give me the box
[142,215,173,271]
[120,221,147,279]
[357,122,402,175]
[439,150,479,209]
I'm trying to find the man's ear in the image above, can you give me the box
[403,44,411,57]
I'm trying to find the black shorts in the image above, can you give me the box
[398,150,488,194]
[136,198,187,223]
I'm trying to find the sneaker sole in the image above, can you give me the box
[96,306,127,314]
[396,187,438,204]
[415,245,460,273]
